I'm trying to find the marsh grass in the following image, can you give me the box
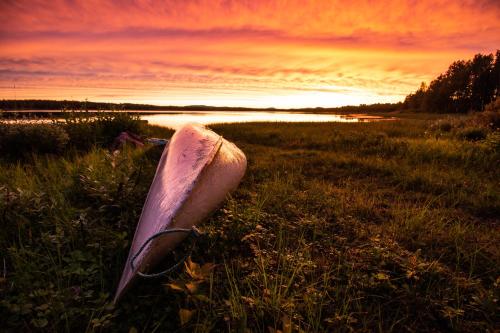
[0,113,499,332]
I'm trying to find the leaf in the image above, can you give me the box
[241,233,256,242]
[241,296,255,306]
[184,257,200,279]
[166,282,184,292]
[129,327,138,333]
[441,306,464,319]
[185,282,199,294]
[282,315,292,333]
[194,294,211,302]
[36,303,50,311]
[374,272,390,280]
[179,308,195,326]
[31,318,48,328]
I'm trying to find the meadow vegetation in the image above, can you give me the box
[0,110,499,332]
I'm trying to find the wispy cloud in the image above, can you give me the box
[0,0,498,107]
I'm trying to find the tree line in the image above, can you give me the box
[404,50,500,113]
[0,99,400,113]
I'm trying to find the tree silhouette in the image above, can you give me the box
[404,50,500,113]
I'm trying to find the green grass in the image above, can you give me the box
[1,113,499,332]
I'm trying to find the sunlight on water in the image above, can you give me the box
[2,110,391,129]
[140,111,366,129]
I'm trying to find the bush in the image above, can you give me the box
[0,123,69,157]
[428,118,462,134]
[459,127,488,141]
[0,112,146,158]
[438,121,453,132]
[485,97,500,113]
[473,111,500,130]
[485,131,500,152]
[469,98,500,130]
[61,112,146,150]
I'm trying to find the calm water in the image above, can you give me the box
[139,111,389,129]
[3,110,392,129]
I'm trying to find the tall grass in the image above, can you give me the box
[1,113,499,332]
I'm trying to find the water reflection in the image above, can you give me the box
[2,110,392,129]
[140,111,378,129]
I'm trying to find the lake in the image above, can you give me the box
[2,110,394,129]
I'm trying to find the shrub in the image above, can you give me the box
[485,131,500,152]
[0,112,146,158]
[485,97,500,113]
[473,110,500,130]
[0,123,69,157]
[459,127,488,141]
[61,117,99,151]
[468,98,500,130]
[438,121,453,132]
[61,112,146,150]
[428,118,460,134]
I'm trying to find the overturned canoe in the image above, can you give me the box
[114,123,247,303]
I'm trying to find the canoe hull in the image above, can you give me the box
[114,124,246,303]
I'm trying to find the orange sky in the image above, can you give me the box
[1,0,499,108]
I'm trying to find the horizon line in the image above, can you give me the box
[1,98,403,111]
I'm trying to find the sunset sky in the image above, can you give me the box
[1,0,499,108]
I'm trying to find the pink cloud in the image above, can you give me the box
[0,0,498,107]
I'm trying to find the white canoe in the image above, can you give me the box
[114,123,247,303]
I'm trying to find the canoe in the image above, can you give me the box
[114,123,247,303]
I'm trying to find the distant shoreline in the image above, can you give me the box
[0,109,399,123]
[0,99,402,114]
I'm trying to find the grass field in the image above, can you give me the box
[1,113,499,332]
